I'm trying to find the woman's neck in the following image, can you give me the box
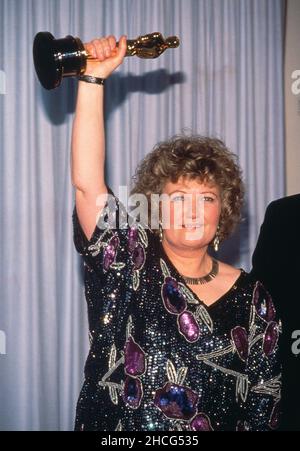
[162,239,212,278]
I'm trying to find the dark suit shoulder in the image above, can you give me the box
[264,194,300,225]
[267,194,300,213]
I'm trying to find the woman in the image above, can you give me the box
[72,36,281,431]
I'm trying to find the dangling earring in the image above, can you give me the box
[213,226,220,252]
[159,221,163,242]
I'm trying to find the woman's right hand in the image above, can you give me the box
[84,35,127,79]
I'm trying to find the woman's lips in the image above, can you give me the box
[183,223,204,229]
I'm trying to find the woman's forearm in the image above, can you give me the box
[71,81,106,194]
[70,35,126,240]
[71,35,126,195]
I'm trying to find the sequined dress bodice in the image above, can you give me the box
[72,193,281,431]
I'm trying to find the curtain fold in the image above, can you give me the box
[0,0,285,430]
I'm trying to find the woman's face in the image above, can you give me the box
[160,176,221,251]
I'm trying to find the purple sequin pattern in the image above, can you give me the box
[103,235,119,271]
[154,382,199,421]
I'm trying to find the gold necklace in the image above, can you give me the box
[181,258,219,285]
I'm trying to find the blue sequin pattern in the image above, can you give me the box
[72,192,282,431]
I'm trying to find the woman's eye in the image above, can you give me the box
[171,195,185,202]
[171,194,216,202]
[204,196,215,202]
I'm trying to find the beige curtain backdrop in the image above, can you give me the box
[285,0,300,195]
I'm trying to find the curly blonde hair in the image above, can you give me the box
[130,134,244,242]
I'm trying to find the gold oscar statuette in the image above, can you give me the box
[33,32,180,89]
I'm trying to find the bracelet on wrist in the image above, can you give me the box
[78,75,105,85]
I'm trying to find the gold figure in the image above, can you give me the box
[125,32,180,58]
[33,31,180,89]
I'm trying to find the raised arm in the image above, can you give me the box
[71,35,127,240]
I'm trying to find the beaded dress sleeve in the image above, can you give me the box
[237,281,282,431]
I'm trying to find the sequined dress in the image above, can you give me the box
[73,191,281,431]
